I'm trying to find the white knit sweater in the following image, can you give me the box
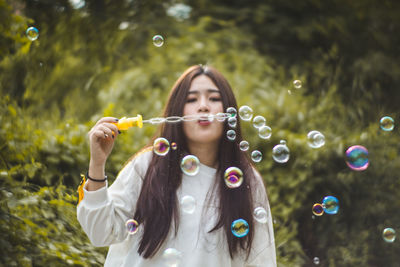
[77,150,276,267]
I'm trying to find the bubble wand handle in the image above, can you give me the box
[112,115,143,130]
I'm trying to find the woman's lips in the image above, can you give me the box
[198,120,211,126]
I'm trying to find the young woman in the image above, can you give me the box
[77,65,276,266]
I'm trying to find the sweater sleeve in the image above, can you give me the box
[76,151,151,247]
[245,170,277,267]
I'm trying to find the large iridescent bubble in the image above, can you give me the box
[345,145,369,171]
[153,137,170,156]
[180,155,200,176]
[224,167,243,188]
[322,196,339,215]
[231,219,249,238]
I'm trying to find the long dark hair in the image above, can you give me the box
[134,65,259,259]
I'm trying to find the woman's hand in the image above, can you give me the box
[88,117,120,167]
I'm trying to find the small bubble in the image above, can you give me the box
[382,228,396,243]
[180,155,200,176]
[162,248,182,267]
[258,125,272,139]
[226,130,236,141]
[312,203,324,216]
[171,142,177,150]
[313,257,320,265]
[180,195,196,214]
[252,115,266,129]
[238,105,253,121]
[253,207,268,223]
[272,141,290,163]
[125,219,139,235]
[224,167,243,188]
[215,112,228,122]
[228,117,237,128]
[239,140,249,151]
[251,150,262,163]
[231,219,249,238]
[226,107,237,118]
[380,116,395,131]
[153,137,170,156]
[26,27,39,41]
[307,130,325,148]
[152,35,164,47]
[322,196,339,215]
[293,80,302,89]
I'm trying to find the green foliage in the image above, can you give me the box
[1,0,399,266]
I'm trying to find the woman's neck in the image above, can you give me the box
[187,141,219,169]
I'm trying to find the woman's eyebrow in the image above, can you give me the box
[188,89,221,95]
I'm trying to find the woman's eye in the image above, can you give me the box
[186,98,196,103]
[210,97,221,102]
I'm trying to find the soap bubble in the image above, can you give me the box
[215,112,228,122]
[272,140,290,163]
[345,145,369,171]
[251,150,262,163]
[227,130,236,141]
[153,137,170,156]
[228,117,237,128]
[231,219,249,238]
[162,248,182,267]
[26,27,39,41]
[239,106,253,121]
[307,131,325,148]
[171,142,178,150]
[312,203,324,216]
[152,35,164,47]
[165,116,182,123]
[226,107,237,118]
[313,257,320,265]
[382,228,396,243]
[258,126,272,139]
[322,196,339,215]
[239,140,249,151]
[224,167,243,188]
[380,116,395,131]
[180,155,200,176]
[293,80,302,89]
[253,207,268,223]
[125,219,139,235]
[180,195,196,214]
[252,115,266,129]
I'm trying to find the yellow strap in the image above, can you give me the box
[77,174,86,205]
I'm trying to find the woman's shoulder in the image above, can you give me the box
[119,147,153,179]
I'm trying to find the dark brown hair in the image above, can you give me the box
[134,65,259,259]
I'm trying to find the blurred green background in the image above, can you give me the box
[1,0,399,266]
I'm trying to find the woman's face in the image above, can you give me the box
[183,75,224,146]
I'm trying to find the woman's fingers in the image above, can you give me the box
[95,117,119,126]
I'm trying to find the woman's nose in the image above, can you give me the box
[198,97,209,112]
